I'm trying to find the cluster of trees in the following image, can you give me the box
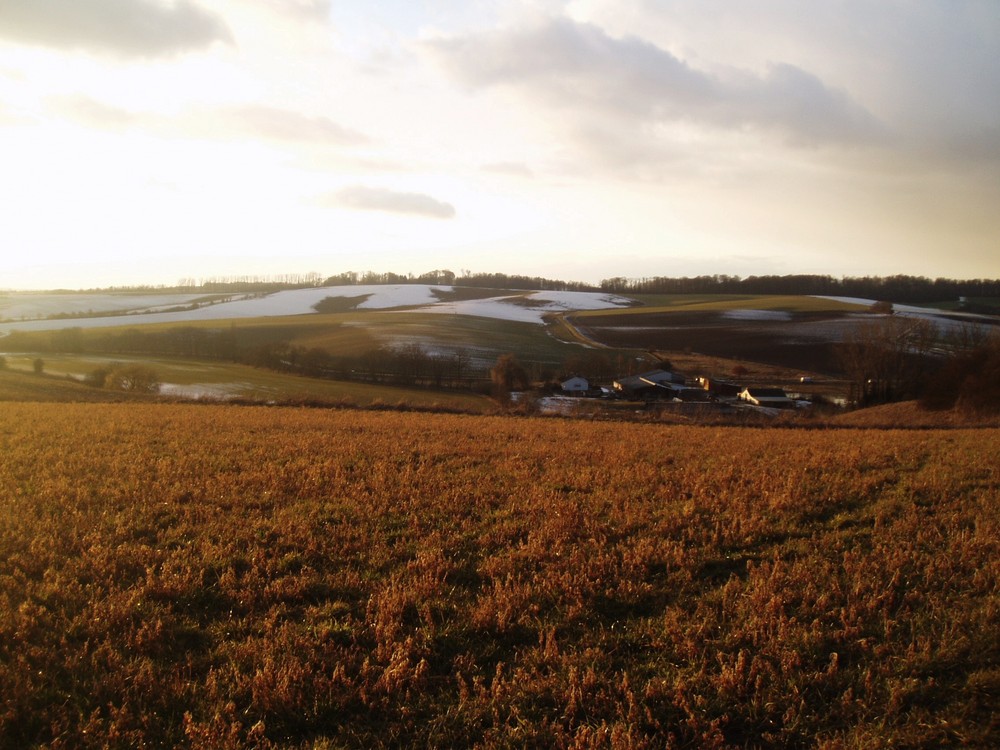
[599,274,1000,304]
[246,341,480,389]
[175,273,324,292]
[837,317,939,405]
[322,270,596,292]
[835,312,1000,412]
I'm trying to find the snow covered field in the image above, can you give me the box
[0,292,217,322]
[0,286,634,333]
[813,295,994,335]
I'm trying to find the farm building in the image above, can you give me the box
[560,376,589,394]
[738,387,794,409]
[613,369,685,398]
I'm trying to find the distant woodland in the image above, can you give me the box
[69,272,1000,307]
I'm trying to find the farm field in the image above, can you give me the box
[0,402,997,748]
[571,301,878,375]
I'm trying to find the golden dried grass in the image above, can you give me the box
[0,403,996,747]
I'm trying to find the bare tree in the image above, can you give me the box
[490,353,529,402]
[839,316,937,405]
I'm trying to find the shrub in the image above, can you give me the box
[84,366,112,388]
[104,365,161,393]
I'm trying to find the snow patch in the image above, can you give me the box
[159,382,254,400]
[414,290,633,324]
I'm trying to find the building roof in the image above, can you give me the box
[614,369,680,391]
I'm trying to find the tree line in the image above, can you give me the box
[50,271,999,306]
[321,270,595,292]
[598,274,1000,305]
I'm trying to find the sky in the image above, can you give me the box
[1,0,998,290]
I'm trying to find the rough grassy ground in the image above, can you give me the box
[0,403,997,748]
[830,400,1000,429]
[0,367,157,403]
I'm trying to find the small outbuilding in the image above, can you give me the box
[560,376,590,394]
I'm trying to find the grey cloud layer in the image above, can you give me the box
[0,0,231,57]
[427,18,882,148]
[325,186,456,219]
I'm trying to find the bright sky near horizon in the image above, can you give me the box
[1,0,998,290]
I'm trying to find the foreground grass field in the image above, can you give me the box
[1,403,997,748]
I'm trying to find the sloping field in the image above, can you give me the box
[1,403,996,748]
[0,286,635,333]
[831,400,1000,428]
[0,356,493,412]
[0,368,158,403]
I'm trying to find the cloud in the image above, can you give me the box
[222,105,368,145]
[0,0,232,58]
[323,185,456,219]
[47,95,140,129]
[426,18,882,151]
